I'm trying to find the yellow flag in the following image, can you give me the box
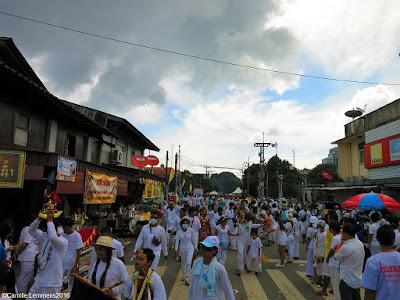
[182,179,186,188]
[189,184,192,192]
[168,168,175,184]
[81,216,85,226]
[74,213,78,222]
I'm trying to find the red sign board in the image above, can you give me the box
[132,155,148,168]
[364,133,400,168]
[146,155,159,166]
[322,171,332,179]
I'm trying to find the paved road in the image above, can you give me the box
[76,236,366,300]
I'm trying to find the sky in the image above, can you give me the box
[1,0,400,177]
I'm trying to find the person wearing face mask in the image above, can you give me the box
[162,200,180,248]
[124,248,166,300]
[175,219,197,285]
[133,211,168,271]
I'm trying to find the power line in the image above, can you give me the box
[1,10,400,86]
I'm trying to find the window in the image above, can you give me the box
[14,113,29,146]
[358,142,365,164]
[66,135,76,157]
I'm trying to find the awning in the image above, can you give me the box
[317,185,378,191]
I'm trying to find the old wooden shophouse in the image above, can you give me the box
[0,37,166,233]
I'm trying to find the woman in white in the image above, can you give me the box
[175,218,197,285]
[285,213,295,264]
[263,213,287,267]
[225,204,237,250]
[88,236,129,299]
[215,217,235,265]
[292,212,301,259]
[305,216,319,277]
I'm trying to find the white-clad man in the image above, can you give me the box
[299,205,311,243]
[27,212,68,300]
[133,210,168,271]
[184,207,201,245]
[162,200,180,247]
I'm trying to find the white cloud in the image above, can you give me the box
[349,85,396,113]
[123,103,165,125]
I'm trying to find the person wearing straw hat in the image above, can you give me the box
[285,213,295,264]
[88,236,129,299]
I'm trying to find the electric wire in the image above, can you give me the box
[1,10,400,86]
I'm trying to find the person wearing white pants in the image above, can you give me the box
[175,219,197,285]
[293,214,300,259]
[285,214,295,264]
[17,224,38,293]
[215,217,235,265]
[225,204,237,250]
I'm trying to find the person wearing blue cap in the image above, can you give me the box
[188,236,235,300]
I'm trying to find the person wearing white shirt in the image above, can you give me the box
[185,207,201,246]
[285,214,295,264]
[88,236,129,300]
[133,211,168,271]
[60,218,84,292]
[27,212,68,300]
[16,221,38,293]
[188,236,235,300]
[175,219,197,285]
[305,216,319,277]
[299,205,311,243]
[215,217,235,266]
[368,212,381,256]
[324,221,341,299]
[334,223,365,300]
[225,203,237,250]
[292,212,301,259]
[124,248,166,300]
[246,229,263,275]
[162,202,180,247]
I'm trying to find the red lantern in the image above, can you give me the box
[132,155,148,168]
[146,155,159,166]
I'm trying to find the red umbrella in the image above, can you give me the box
[341,192,400,212]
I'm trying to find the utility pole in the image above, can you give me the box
[174,152,178,194]
[178,145,182,197]
[293,149,296,168]
[254,133,276,199]
[165,151,169,201]
[247,157,250,196]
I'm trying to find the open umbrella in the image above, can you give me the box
[341,192,400,212]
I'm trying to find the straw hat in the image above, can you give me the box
[93,236,116,250]
[286,213,293,222]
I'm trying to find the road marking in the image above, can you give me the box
[267,259,307,264]
[241,272,268,299]
[296,271,334,300]
[267,269,306,300]
[168,269,189,300]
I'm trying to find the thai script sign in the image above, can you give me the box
[83,170,117,204]
[0,150,25,188]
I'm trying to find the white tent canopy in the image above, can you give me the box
[209,191,219,195]
[231,187,242,194]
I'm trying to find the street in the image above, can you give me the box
[73,235,367,300]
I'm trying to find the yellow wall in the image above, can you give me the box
[337,141,368,181]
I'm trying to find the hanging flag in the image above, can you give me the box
[182,179,186,188]
[74,213,78,222]
[168,168,175,184]
[189,184,192,192]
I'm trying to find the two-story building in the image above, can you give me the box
[0,37,166,231]
[327,99,400,204]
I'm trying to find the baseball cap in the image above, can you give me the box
[317,220,326,227]
[309,216,318,224]
[200,236,220,248]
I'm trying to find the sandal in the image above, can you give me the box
[314,291,328,296]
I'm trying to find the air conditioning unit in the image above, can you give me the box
[111,150,124,164]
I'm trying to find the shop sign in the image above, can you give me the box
[365,133,400,168]
[83,170,117,204]
[0,150,26,188]
[142,179,162,199]
[56,156,77,182]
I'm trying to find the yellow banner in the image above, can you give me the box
[143,180,162,199]
[182,179,186,188]
[83,170,117,204]
[168,168,175,184]
[189,184,192,192]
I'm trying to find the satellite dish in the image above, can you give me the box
[345,108,363,119]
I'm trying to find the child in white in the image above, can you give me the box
[27,214,68,300]
[247,229,263,275]
[60,218,84,292]
[175,219,197,285]
[313,221,326,284]
[285,214,295,263]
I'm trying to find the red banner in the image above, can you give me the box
[77,226,99,248]
[83,170,118,204]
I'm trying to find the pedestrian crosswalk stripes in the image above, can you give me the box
[168,269,189,300]
[240,271,269,300]
[296,271,334,300]
[267,269,307,300]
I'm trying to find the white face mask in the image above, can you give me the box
[150,218,157,225]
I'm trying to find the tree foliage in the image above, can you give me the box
[210,172,241,194]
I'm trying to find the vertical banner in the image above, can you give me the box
[0,150,26,188]
[83,170,117,204]
[56,156,77,181]
[168,168,175,184]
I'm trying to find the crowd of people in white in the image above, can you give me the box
[1,195,400,300]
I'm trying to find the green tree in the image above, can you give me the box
[210,172,241,194]
[307,163,339,185]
